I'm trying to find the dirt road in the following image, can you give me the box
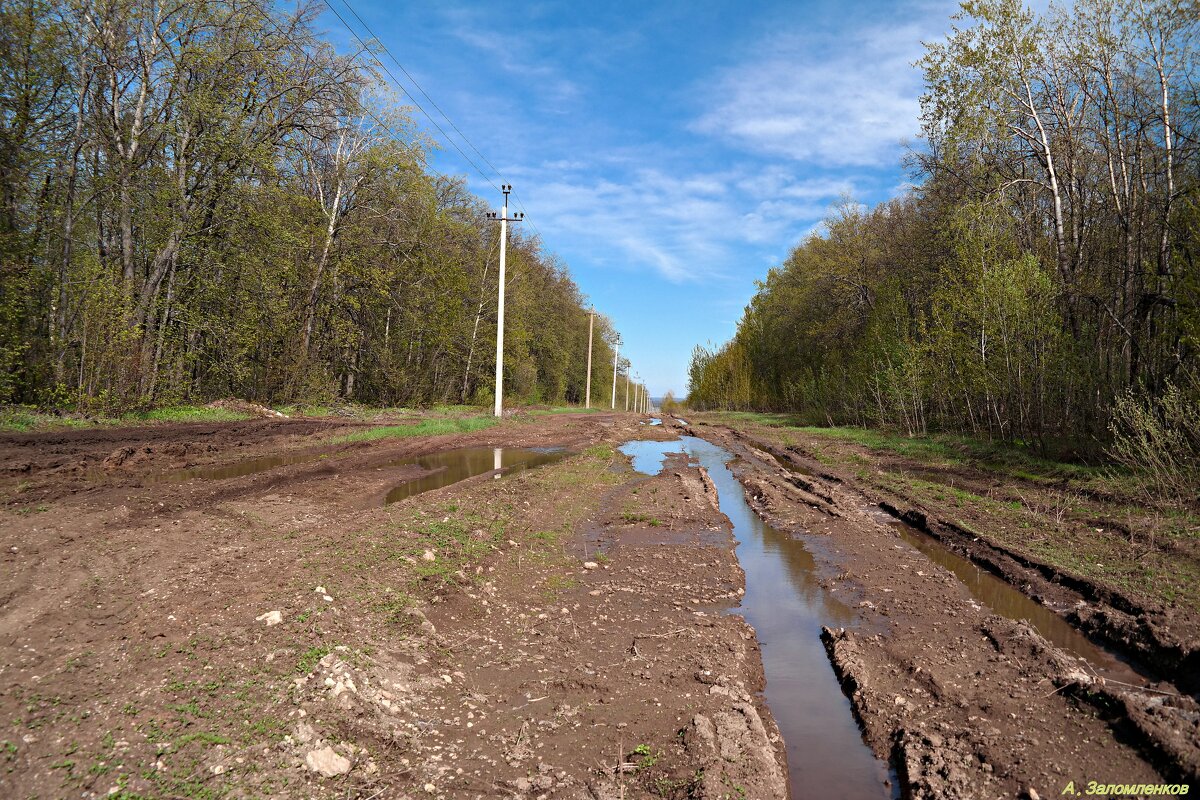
[1,410,1195,798]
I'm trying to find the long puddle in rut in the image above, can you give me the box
[861,506,1150,684]
[772,454,1149,684]
[147,445,569,506]
[620,435,897,800]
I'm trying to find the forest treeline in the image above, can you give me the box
[688,0,1199,457]
[0,0,626,410]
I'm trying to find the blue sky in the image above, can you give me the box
[316,0,962,397]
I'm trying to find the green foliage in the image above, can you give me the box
[0,1,624,414]
[688,0,1199,477]
[1108,381,1200,506]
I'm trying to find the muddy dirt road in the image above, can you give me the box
[1,411,1195,798]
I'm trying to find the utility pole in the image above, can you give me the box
[610,335,620,409]
[625,369,630,412]
[486,185,523,418]
[584,307,595,409]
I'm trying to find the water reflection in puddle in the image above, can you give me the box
[151,451,328,483]
[619,436,896,800]
[383,447,568,505]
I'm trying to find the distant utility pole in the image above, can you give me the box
[584,307,595,409]
[610,335,620,409]
[486,185,523,418]
[625,369,630,412]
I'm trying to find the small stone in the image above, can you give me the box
[588,590,602,597]
[256,610,282,626]
[322,595,333,602]
[422,550,436,562]
[424,783,436,792]
[1029,790,1041,800]
[305,746,351,777]
[583,561,599,570]
[315,586,326,594]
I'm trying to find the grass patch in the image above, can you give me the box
[708,412,1105,482]
[123,405,251,424]
[295,645,333,674]
[621,510,663,527]
[528,406,604,415]
[0,403,250,431]
[331,415,499,443]
[0,406,104,432]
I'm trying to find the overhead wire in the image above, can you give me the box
[323,0,501,193]
[259,3,541,246]
[328,0,547,243]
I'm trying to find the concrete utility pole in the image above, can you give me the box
[625,369,630,412]
[486,185,523,418]
[584,307,595,409]
[610,335,620,409]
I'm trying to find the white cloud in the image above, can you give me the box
[693,23,932,166]
[522,165,850,283]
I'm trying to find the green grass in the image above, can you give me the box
[331,415,499,443]
[528,405,604,415]
[709,412,1105,482]
[123,405,251,424]
[295,645,334,674]
[0,406,104,432]
[0,403,250,431]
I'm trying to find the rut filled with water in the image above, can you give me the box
[383,446,568,504]
[620,435,896,800]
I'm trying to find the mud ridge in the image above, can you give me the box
[722,424,1200,696]
[691,422,1197,793]
[878,501,1199,694]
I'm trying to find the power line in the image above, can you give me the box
[261,2,547,251]
[323,0,502,194]
[328,0,547,245]
[334,0,506,184]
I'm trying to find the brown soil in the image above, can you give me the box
[686,418,1199,797]
[0,412,785,799]
[3,407,1196,800]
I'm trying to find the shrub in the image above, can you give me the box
[1107,381,1200,507]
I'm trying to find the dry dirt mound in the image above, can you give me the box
[206,398,288,418]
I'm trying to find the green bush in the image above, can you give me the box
[1108,381,1200,507]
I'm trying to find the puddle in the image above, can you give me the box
[620,437,896,799]
[769,449,816,477]
[383,447,568,504]
[150,451,329,482]
[649,417,662,426]
[863,506,1150,684]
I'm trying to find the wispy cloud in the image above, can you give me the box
[523,165,852,283]
[441,10,581,107]
[692,22,932,166]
